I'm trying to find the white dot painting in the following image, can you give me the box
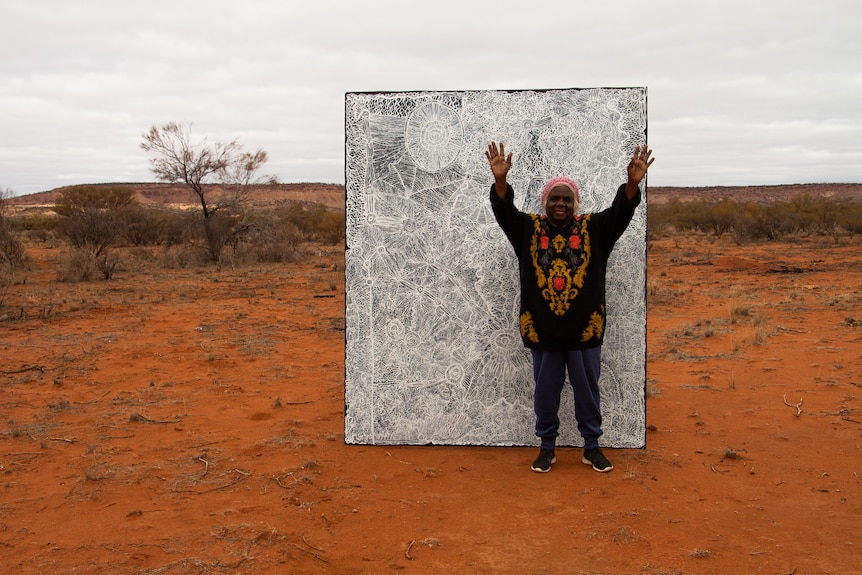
[345,88,647,447]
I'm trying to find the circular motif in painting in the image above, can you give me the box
[405,102,464,172]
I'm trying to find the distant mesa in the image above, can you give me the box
[648,183,862,204]
[7,182,347,211]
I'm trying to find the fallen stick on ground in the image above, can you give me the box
[1,365,44,375]
[293,542,328,563]
[783,394,803,417]
[198,454,210,478]
[129,412,181,424]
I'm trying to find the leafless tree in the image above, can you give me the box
[140,122,277,261]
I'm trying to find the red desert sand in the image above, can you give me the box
[1,234,860,574]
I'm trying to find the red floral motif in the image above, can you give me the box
[569,234,581,250]
[553,277,565,291]
[540,235,549,250]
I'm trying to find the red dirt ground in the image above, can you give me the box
[1,235,860,574]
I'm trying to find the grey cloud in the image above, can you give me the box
[1,0,860,195]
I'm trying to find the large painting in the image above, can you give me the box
[344,88,647,447]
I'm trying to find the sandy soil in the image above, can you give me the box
[1,235,860,575]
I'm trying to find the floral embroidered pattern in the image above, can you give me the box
[530,214,592,316]
[581,311,605,342]
[519,311,539,343]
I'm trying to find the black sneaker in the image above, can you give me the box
[531,449,556,473]
[582,448,613,473]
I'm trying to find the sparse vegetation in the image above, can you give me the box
[0,187,26,305]
[649,194,862,244]
[52,185,138,280]
[0,186,343,318]
[141,122,278,262]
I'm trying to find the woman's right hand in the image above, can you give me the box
[485,141,512,182]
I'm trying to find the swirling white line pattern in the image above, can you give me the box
[345,89,647,447]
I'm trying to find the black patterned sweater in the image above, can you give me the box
[490,183,641,351]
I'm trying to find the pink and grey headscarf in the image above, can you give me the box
[541,176,580,210]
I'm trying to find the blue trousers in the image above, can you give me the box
[531,347,603,451]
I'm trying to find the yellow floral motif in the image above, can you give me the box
[520,311,539,344]
[529,221,546,289]
[529,215,592,317]
[581,311,605,342]
[551,234,567,252]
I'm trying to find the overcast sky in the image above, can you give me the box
[2,0,860,196]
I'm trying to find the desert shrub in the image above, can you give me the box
[786,194,843,237]
[650,194,862,244]
[0,217,26,272]
[159,245,209,269]
[56,250,121,282]
[156,211,249,267]
[680,199,716,233]
[246,222,303,263]
[732,202,775,243]
[277,202,344,244]
[703,200,736,238]
[653,197,696,232]
[162,210,199,248]
[53,185,138,279]
[0,189,24,264]
[10,212,60,243]
[145,207,231,266]
[0,190,27,304]
[157,206,254,264]
[155,199,344,265]
[121,205,177,246]
[837,201,862,236]
[0,269,11,308]
[646,210,670,243]
[57,249,96,282]
[316,210,345,244]
[203,211,247,261]
[240,205,304,262]
[0,227,26,269]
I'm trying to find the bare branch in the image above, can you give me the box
[783,394,803,417]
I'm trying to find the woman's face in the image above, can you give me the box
[545,185,576,226]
